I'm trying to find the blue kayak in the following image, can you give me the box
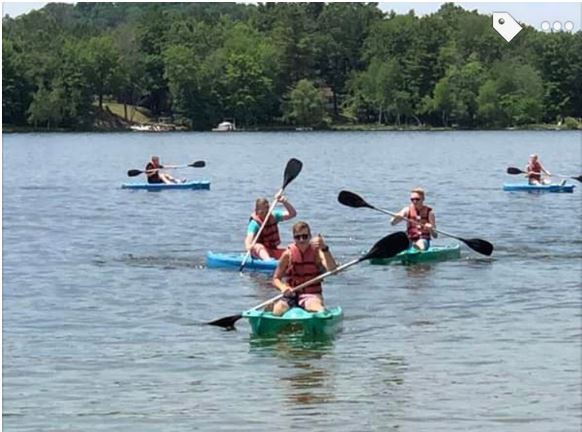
[122,180,210,190]
[243,306,343,338]
[206,251,278,271]
[503,183,575,193]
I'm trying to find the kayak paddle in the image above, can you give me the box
[239,158,303,273]
[338,190,494,256]
[507,166,582,183]
[127,160,206,177]
[209,231,409,330]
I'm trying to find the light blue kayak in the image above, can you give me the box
[503,183,575,193]
[206,251,278,272]
[243,306,343,337]
[122,180,210,190]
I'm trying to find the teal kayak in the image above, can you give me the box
[122,180,210,190]
[243,306,343,338]
[503,183,574,193]
[370,244,461,265]
[206,251,278,272]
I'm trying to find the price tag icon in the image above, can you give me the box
[493,12,523,42]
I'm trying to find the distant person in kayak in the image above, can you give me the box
[390,187,437,251]
[145,156,181,184]
[272,221,337,315]
[525,154,551,185]
[245,192,297,260]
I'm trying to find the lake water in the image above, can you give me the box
[3,131,581,431]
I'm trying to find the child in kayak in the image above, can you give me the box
[390,187,437,251]
[272,221,337,315]
[244,192,297,260]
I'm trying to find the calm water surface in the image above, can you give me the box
[3,131,581,431]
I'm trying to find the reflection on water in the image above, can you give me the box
[250,336,336,407]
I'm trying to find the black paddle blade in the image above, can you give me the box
[127,169,143,177]
[282,158,303,189]
[507,167,524,175]
[338,190,375,209]
[362,231,409,260]
[189,161,206,168]
[463,238,494,256]
[571,175,582,183]
[207,313,243,330]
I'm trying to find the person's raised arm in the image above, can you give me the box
[278,195,297,220]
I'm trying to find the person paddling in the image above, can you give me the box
[272,221,337,315]
[244,192,297,260]
[390,187,437,251]
[525,154,551,185]
[145,156,182,184]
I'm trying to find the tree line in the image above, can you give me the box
[3,2,581,130]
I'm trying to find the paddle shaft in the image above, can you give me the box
[249,257,361,312]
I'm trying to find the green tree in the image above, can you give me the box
[477,62,544,126]
[83,36,122,109]
[283,79,329,127]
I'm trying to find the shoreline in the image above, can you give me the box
[2,123,579,134]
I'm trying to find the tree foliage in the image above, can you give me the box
[2,2,580,130]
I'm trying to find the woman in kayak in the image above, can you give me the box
[272,221,337,316]
[245,192,297,260]
[525,154,551,185]
[145,156,181,184]
[390,187,437,251]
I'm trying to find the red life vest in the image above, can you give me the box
[249,212,280,249]
[527,160,542,182]
[146,160,162,183]
[286,243,322,295]
[406,204,432,241]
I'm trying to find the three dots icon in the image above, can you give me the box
[541,21,575,32]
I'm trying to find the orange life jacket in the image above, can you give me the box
[249,212,280,249]
[407,204,432,241]
[286,243,322,295]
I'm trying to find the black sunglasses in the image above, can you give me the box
[410,197,421,202]
[293,234,310,241]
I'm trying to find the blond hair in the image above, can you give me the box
[410,187,425,199]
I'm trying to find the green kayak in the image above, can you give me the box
[242,306,343,338]
[370,244,461,265]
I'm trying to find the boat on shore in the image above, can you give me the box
[212,120,236,132]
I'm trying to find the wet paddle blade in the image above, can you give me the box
[282,158,303,189]
[207,313,242,329]
[362,232,409,260]
[506,167,524,175]
[338,190,374,209]
[127,169,143,177]
[189,160,206,168]
[462,238,494,256]
[571,175,582,183]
